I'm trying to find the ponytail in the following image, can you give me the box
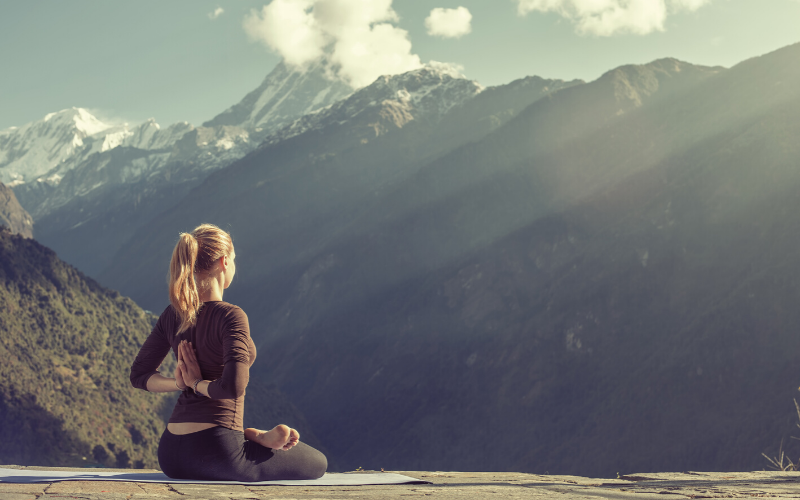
[169,233,200,333]
[168,224,232,333]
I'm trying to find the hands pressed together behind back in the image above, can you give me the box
[176,340,203,391]
[174,339,301,451]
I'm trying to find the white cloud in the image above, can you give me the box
[425,7,473,39]
[244,0,423,88]
[515,0,712,36]
[243,0,326,66]
[427,60,466,78]
[208,7,224,20]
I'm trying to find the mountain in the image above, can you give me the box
[13,40,799,476]
[261,57,724,323]
[5,60,354,278]
[22,122,250,276]
[0,181,32,238]
[0,108,113,186]
[203,59,353,143]
[98,42,800,477]
[241,44,800,475]
[99,65,580,313]
[5,109,205,217]
[259,63,484,147]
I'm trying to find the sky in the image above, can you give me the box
[1,0,798,130]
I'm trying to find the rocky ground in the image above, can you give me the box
[2,466,800,499]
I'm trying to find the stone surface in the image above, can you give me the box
[2,466,800,499]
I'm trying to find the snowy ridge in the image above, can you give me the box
[7,59,483,237]
[100,120,196,152]
[203,59,353,139]
[0,109,199,187]
[3,59,361,195]
[17,121,252,219]
[262,63,484,147]
[0,108,114,185]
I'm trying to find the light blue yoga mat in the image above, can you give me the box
[0,467,427,486]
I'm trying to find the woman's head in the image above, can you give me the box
[168,223,233,333]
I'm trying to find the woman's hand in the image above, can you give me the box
[178,340,203,390]
[174,355,188,390]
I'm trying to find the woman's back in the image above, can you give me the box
[130,301,256,431]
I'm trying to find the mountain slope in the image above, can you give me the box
[227,57,722,333]
[203,59,353,142]
[0,181,32,238]
[0,108,112,186]
[26,124,250,276]
[100,66,579,313]
[0,228,171,467]
[245,43,800,475]
[7,61,359,279]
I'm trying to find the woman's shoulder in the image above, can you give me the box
[148,305,180,338]
[156,304,179,325]
[205,301,248,319]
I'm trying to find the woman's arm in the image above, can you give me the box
[131,307,187,393]
[131,310,174,391]
[145,373,185,392]
[145,344,191,392]
[178,340,248,398]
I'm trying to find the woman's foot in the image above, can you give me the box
[244,424,300,451]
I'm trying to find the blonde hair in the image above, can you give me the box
[168,223,233,333]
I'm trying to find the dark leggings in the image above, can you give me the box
[157,426,327,481]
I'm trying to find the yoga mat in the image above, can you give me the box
[0,467,427,486]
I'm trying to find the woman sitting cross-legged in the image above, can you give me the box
[130,223,327,481]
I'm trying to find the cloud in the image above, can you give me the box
[427,60,466,78]
[243,0,326,66]
[244,0,423,88]
[425,7,472,39]
[515,0,712,36]
[208,7,224,20]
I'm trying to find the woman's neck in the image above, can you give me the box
[198,277,224,302]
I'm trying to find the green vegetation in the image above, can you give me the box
[763,400,800,471]
[0,227,173,468]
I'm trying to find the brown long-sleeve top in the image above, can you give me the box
[130,301,256,431]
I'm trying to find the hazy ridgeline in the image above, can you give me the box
[3,42,800,476]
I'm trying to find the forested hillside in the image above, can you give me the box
[0,228,169,467]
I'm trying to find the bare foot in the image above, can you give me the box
[245,424,300,451]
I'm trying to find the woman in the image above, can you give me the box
[130,223,327,481]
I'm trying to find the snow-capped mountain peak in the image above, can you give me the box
[261,62,484,147]
[203,59,354,141]
[0,107,203,188]
[0,108,115,185]
[43,107,112,136]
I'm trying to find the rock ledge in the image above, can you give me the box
[2,465,800,499]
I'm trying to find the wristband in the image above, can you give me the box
[175,379,182,391]
[192,379,202,394]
